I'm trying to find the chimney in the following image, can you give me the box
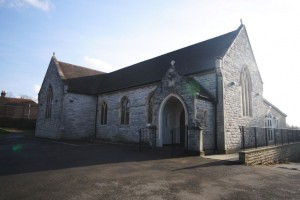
[1,91,6,97]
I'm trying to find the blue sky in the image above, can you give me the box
[1,0,300,126]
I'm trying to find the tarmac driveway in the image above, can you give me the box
[0,133,299,200]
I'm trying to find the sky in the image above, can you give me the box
[0,0,300,126]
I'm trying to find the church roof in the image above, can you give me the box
[52,59,105,94]
[95,25,243,94]
[58,61,105,79]
[56,25,243,95]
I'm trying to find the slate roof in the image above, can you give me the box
[55,25,243,96]
[58,61,105,79]
[54,60,105,94]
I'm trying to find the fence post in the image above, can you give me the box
[265,127,268,147]
[186,125,189,154]
[287,129,289,144]
[254,127,257,148]
[242,126,245,150]
[139,129,142,152]
[293,130,296,143]
[281,129,283,145]
[171,130,174,156]
[274,128,277,146]
[154,126,157,148]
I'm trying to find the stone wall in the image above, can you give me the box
[221,26,267,152]
[36,59,64,139]
[97,65,217,151]
[195,98,215,153]
[239,142,300,165]
[97,85,157,143]
[192,72,216,98]
[61,92,97,139]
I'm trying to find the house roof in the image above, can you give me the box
[0,97,38,107]
[54,25,243,95]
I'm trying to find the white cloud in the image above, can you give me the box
[33,84,40,101]
[1,0,53,11]
[34,84,41,94]
[83,56,115,73]
[23,0,52,11]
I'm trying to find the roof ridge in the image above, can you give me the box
[52,56,67,82]
[107,26,242,75]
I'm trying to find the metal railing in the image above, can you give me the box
[239,126,300,150]
[138,125,157,152]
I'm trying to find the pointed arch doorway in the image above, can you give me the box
[158,94,188,147]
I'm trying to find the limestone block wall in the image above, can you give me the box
[97,85,157,143]
[192,72,216,98]
[61,92,97,139]
[239,142,300,165]
[195,99,215,153]
[221,26,266,152]
[36,60,64,139]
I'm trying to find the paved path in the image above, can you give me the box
[0,133,299,200]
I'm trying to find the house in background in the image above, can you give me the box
[0,90,38,129]
[0,91,38,120]
[35,23,287,154]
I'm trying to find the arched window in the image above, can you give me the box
[45,86,53,119]
[265,108,275,141]
[240,66,252,116]
[147,92,154,124]
[121,97,130,125]
[100,101,108,125]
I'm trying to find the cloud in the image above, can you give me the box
[1,0,53,11]
[34,84,41,94]
[83,56,115,73]
[33,84,40,101]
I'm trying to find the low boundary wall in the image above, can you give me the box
[239,142,300,165]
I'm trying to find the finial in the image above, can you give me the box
[53,52,55,56]
[171,60,175,67]
[240,18,243,25]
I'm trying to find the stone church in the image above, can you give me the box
[36,24,286,154]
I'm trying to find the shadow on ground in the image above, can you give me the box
[0,132,234,176]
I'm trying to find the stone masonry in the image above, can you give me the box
[36,58,64,139]
[36,24,287,155]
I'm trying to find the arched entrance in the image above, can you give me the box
[158,94,188,147]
